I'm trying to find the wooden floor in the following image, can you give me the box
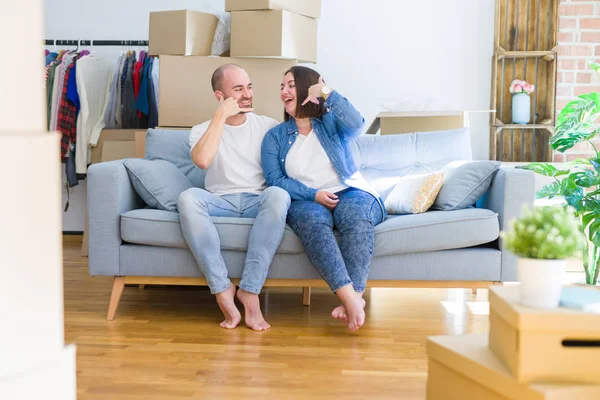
[63,238,491,400]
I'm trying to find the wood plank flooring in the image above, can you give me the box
[63,238,490,399]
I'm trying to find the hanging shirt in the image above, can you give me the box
[46,62,59,130]
[151,57,159,109]
[104,54,124,129]
[147,58,158,128]
[57,57,78,158]
[75,56,114,173]
[67,61,80,113]
[285,130,348,194]
[115,53,127,129]
[136,57,150,116]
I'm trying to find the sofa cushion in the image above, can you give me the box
[432,160,502,211]
[384,172,444,214]
[374,208,499,256]
[351,128,472,199]
[120,209,305,254]
[123,159,192,212]
[121,207,499,257]
[145,128,206,188]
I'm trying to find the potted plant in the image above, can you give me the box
[517,61,600,286]
[502,206,582,309]
[510,79,535,124]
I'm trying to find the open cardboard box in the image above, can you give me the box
[489,285,600,384]
[366,110,493,135]
[427,334,600,400]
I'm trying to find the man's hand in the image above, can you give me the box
[302,76,327,106]
[315,190,339,210]
[217,94,253,118]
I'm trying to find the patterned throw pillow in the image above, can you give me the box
[384,172,444,215]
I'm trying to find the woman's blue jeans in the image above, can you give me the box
[286,188,384,293]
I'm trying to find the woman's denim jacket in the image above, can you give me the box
[261,90,386,217]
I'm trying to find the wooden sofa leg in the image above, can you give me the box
[302,287,311,306]
[107,277,125,321]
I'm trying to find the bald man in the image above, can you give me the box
[178,64,291,331]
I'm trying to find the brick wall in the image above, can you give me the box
[556,0,600,162]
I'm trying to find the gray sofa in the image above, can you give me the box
[88,127,534,320]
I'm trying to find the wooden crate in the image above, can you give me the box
[489,0,559,162]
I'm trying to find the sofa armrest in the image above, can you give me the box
[87,160,144,276]
[482,166,535,281]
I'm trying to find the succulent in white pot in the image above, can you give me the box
[501,205,582,309]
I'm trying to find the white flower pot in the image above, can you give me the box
[517,257,566,309]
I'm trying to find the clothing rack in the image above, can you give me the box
[44,39,148,46]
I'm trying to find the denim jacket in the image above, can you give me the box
[261,90,386,217]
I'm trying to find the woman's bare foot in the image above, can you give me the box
[336,285,366,332]
[331,297,366,322]
[236,289,271,331]
[215,284,241,329]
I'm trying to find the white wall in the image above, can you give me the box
[45,0,495,231]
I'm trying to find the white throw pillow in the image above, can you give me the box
[384,172,444,215]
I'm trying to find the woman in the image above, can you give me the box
[261,66,386,332]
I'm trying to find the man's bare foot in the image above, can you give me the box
[236,289,271,331]
[331,297,366,322]
[215,284,241,329]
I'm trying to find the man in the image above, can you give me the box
[178,64,290,331]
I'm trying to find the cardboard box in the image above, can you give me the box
[90,129,139,164]
[149,10,218,56]
[230,10,317,63]
[489,285,600,384]
[365,111,469,135]
[225,0,321,19]
[427,334,600,400]
[159,56,297,127]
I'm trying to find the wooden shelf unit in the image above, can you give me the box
[489,0,559,162]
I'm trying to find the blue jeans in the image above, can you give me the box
[178,186,291,295]
[286,188,384,293]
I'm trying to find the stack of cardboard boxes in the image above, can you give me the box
[426,285,600,399]
[150,0,321,129]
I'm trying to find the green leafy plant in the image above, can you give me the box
[501,206,581,259]
[517,61,600,284]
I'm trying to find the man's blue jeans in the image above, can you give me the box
[286,188,384,293]
[178,186,291,295]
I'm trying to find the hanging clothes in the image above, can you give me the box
[147,58,158,128]
[57,52,78,158]
[121,52,138,129]
[75,55,114,174]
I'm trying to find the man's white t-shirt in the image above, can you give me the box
[189,113,279,196]
[286,130,348,194]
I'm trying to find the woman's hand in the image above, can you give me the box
[302,76,328,106]
[315,190,339,210]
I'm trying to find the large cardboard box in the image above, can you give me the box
[225,0,321,19]
[230,10,317,63]
[90,129,139,164]
[366,111,469,135]
[489,285,600,384]
[149,10,218,56]
[158,56,297,127]
[427,334,600,400]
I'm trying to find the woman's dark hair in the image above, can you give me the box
[283,66,326,122]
